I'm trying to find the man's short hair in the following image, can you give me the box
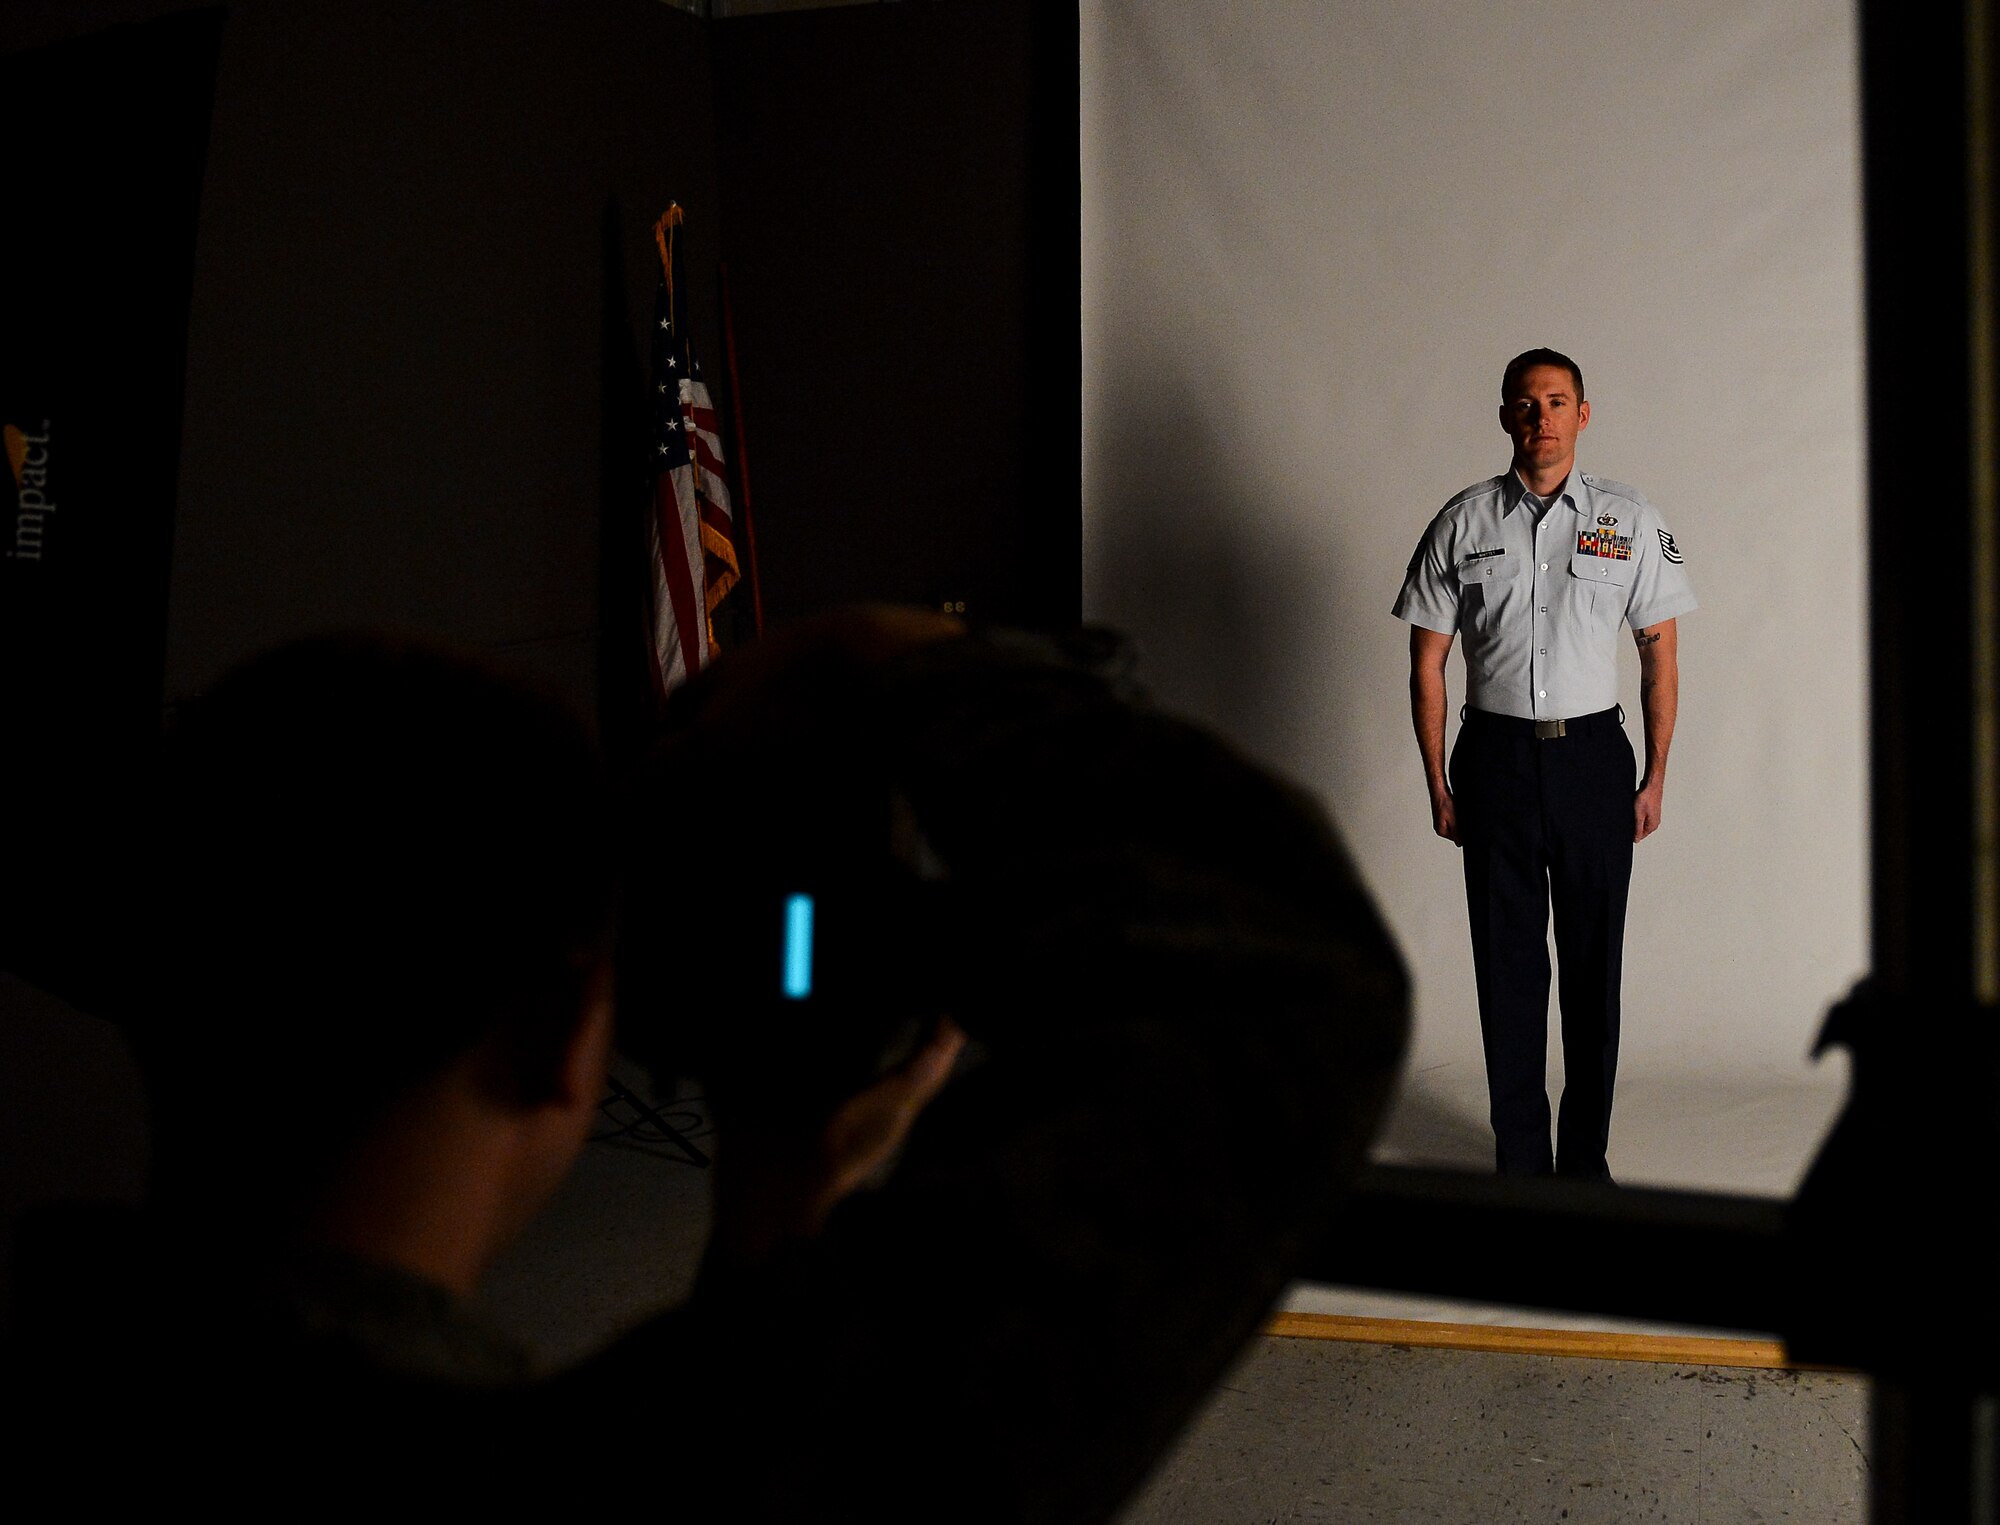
[136,632,612,1187]
[1501,348,1586,404]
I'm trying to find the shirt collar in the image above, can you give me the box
[1505,466,1587,517]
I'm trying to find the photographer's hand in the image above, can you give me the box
[702,1019,966,1278]
[815,1018,967,1213]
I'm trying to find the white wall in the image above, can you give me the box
[1082,2,1866,1189]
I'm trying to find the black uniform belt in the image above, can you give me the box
[1462,704,1622,740]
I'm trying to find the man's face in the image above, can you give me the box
[1499,364,1590,475]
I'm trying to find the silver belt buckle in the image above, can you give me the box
[1534,718,1566,740]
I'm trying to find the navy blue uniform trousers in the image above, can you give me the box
[1450,706,1634,1178]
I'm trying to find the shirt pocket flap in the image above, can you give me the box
[1457,556,1517,585]
[1570,551,1634,587]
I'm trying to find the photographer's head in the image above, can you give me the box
[137,632,616,1287]
[620,606,967,1102]
[621,603,1400,1109]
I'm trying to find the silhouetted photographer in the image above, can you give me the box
[12,610,1408,1520]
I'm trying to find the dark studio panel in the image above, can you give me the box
[164,0,723,713]
[713,0,1080,630]
[0,10,221,1005]
[0,8,223,1331]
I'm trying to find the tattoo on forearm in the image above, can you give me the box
[1634,630,1662,649]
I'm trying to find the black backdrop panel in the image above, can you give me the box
[163,0,721,710]
[0,11,223,1004]
[714,2,1080,631]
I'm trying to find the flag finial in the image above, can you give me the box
[653,203,685,323]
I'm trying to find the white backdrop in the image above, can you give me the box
[1082,2,1867,1195]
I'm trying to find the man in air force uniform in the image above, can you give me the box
[1392,348,1696,1179]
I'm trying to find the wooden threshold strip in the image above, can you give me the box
[1263,1312,1823,1370]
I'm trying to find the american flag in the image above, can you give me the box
[648,204,740,695]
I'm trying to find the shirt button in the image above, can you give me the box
[1540,562,1549,570]
[1539,606,1547,612]
[1539,648,1547,654]
[1538,689,1546,698]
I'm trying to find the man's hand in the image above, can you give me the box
[1633,777,1664,842]
[1430,785,1460,845]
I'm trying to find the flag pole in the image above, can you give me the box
[718,261,765,637]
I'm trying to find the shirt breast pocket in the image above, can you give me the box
[1457,557,1518,634]
[1569,550,1634,624]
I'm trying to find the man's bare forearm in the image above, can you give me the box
[1408,628,1454,791]
[1411,665,1449,789]
[1633,620,1678,784]
[1408,627,1458,843]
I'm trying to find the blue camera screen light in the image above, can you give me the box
[782,892,815,1000]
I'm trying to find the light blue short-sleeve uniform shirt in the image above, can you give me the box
[1391,469,1697,722]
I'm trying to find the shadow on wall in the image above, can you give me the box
[1088,369,1354,803]
[1370,1071,1492,1170]
[1091,364,1502,1172]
